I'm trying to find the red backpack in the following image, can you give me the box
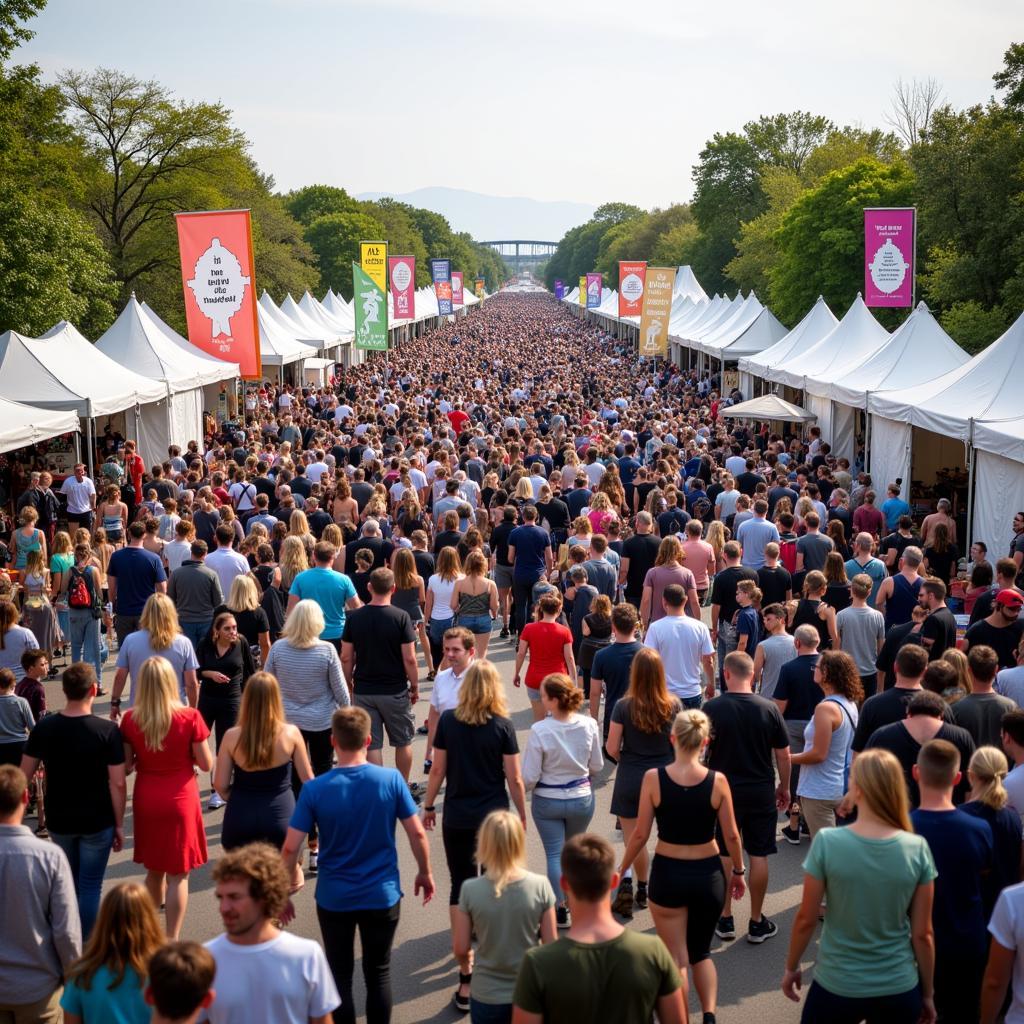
[67,567,93,609]
[778,537,798,575]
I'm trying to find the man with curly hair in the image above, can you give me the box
[202,842,339,1024]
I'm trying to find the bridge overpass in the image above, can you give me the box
[480,240,557,272]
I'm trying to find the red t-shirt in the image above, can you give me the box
[520,620,574,688]
[126,453,145,503]
[853,504,885,538]
[448,409,470,434]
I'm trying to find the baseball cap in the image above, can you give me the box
[996,589,1024,608]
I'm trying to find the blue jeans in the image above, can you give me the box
[680,693,703,710]
[457,613,493,636]
[471,999,513,1024]
[56,605,70,648]
[69,608,102,681]
[50,826,115,937]
[180,619,212,656]
[531,791,595,902]
[428,616,454,671]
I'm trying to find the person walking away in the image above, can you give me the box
[425,547,463,674]
[214,672,314,855]
[640,536,700,629]
[507,505,552,639]
[836,573,886,698]
[680,520,716,606]
[167,540,223,655]
[619,512,660,611]
[522,674,603,929]
[282,706,435,1024]
[220,575,272,666]
[752,603,796,699]
[911,739,994,1022]
[66,542,104,683]
[513,592,576,723]
[709,541,756,689]
[844,532,888,607]
[955,645,1017,747]
[107,521,167,647]
[917,578,958,661]
[451,551,498,659]
[578,594,613,700]
[20,662,126,937]
[589,603,642,743]
[782,748,937,1023]
[288,542,361,655]
[60,882,163,1024]
[875,546,924,630]
[453,810,557,1024]
[422,660,526,1012]
[704,651,791,944]
[204,843,339,1024]
[605,647,681,919]
[618,708,745,1024]
[643,583,715,708]
[512,833,685,1024]
[203,525,250,603]
[965,589,1024,671]
[0,764,81,1022]
[390,547,432,676]
[0,668,33,767]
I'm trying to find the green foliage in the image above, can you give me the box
[304,211,384,300]
[284,184,359,226]
[995,42,1024,113]
[939,301,1009,355]
[0,0,44,62]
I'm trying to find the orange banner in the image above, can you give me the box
[618,261,647,317]
[175,209,261,378]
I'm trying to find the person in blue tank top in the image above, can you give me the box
[875,546,924,630]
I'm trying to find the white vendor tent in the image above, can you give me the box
[0,397,79,455]
[673,265,709,303]
[719,394,818,422]
[739,297,838,384]
[255,304,319,374]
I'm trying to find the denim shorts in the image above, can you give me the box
[458,614,493,635]
[526,685,542,702]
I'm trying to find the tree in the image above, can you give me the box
[284,184,359,226]
[744,112,835,173]
[885,77,944,146]
[993,42,1024,114]
[592,201,644,226]
[939,301,1008,355]
[367,198,428,286]
[0,0,44,62]
[60,68,244,301]
[304,210,385,299]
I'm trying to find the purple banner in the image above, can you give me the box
[585,272,602,309]
[864,208,915,308]
[554,279,564,300]
[431,258,453,316]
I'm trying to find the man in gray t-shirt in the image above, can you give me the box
[836,575,886,692]
[736,501,780,570]
[795,513,833,573]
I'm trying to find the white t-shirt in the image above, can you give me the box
[164,539,192,574]
[583,462,605,488]
[228,481,257,511]
[60,476,96,514]
[306,462,330,485]
[204,547,250,598]
[430,663,471,713]
[988,883,1024,1023]
[643,614,714,700]
[201,932,339,1024]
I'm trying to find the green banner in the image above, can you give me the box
[353,261,388,350]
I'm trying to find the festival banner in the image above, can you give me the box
[431,258,453,315]
[388,255,415,320]
[578,276,586,307]
[452,271,464,307]
[475,278,485,298]
[864,208,915,308]
[360,240,388,295]
[353,261,388,350]
[175,209,261,378]
[554,279,564,300]
[618,260,647,317]
[586,272,602,309]
[638,266,674,357]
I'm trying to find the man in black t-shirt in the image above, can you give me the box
[964,589,1024,669]
[880,516,921,571]
[489,507,517,637]
[710,541,757,689]
[341,520,394,576]
[704,651,790,945]
[589,604,642,740]
[757,542,792,607]
[20,662,126,937]
[918,578,957,661]
[619,513,660,609]
[341,568,419,786]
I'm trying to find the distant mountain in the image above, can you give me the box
[355,186,594,243]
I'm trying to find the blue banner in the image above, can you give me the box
[554,279,564,300]
[431,258,453,315]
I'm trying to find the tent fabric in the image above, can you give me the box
[739,296,838,378]
[769,296,889,390]
[0,397,79,455]
[0,325,166,417]
[696,295,764,355]
[807,394,833,441]
[973,416,1024,463]
[673,266,709,303]
[973,451,1024,562]
[718,395,817,422]
[255,305,319,367]
[868,311,1024,445]
[298,292,354,336]
[868,416,913,499]
[260,293,326,349]
[281,294,347,343]
[702,306,788,360]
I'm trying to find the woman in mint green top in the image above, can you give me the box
[49,531,75,648]
[782,747,938,1024]
[61,882,164,1024]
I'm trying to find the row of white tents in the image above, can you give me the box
[562,266,1024,558]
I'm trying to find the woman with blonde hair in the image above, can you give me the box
[640,535,700,629]
[264,598,348,873]
[49,530,75,646]
[705,519,728,575]
[288,509,315,560]
[567,515,592,549]
[214,671,313,852]
[60,882,164,1022]
[587,490,616,535]
[940,647,972,700]
[423,660,526,1013]
[111,593,199,713]
[223,574,271,665]
[523,674,603,928]
[962,745,1022,913]
[452,810,557,1020]
[120,657,212,939]
[392,546,431,673]
[21,548,61,656]
[451,550,498,658]
[426,546,463,676]
[782,748,937,1022]
[320,523,346,573]
[278,534,309,591]
[619,708,745,1020]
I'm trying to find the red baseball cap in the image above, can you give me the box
[996,589,1024,608]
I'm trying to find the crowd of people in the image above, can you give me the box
[1,290,1024,1024]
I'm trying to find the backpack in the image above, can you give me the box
[67,566,94,609]
[778,537,798,575]
[690,496,712,523]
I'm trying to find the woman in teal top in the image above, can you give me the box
[49,530,74,649]
[782,747,938,1024]
[61,882,164,1024]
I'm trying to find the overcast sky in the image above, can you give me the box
[16,0,1015,211]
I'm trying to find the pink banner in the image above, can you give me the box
[864,208,915,308]
[451,271,464,307]
[388,255,416,320]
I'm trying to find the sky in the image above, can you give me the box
[14,0,1016,215]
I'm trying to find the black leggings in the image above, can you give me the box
[512,577,538,635]
[318,901,401,1024]
[443,821,482,905]
[197,692,239,752]
[647,854,726,964]
[801,980,922,1023]
[291,728,333,844]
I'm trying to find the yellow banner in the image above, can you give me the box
[638,266,674,357]
[579,275,586,307]
[360,240,388,294]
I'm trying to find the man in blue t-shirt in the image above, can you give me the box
[590,603,642,741]
[106,521,167,645]
[911,738,993,1023]
[288,542,361,649]
[508,506,552,636]
[283,706,434,1023]
[880,483,912,532]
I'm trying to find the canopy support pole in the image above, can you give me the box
[864,395,872,475]
[965,419,977,551]
[84,399,95,479]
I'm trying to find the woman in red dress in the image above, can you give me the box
[121,656,212,938]
[513,591,577,722]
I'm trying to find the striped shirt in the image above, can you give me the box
[264,639,350,731]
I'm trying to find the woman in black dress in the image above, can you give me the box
[214,671,313,861]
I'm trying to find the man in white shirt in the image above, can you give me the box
[305,450,330,486]
[203,525,250,599]
[60,463,97,530]
[643,584,715,707]
[202,845,339,1024]
[424,628,475,773]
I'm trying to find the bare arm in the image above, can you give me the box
[504,752,528,827]
[402,642,419,699]
[605,718,623,761]
[910,883,936,1017]
[981,939,1016,1024]
[399,813,435,904]
[562,642,578,688]
[687,585,700,619]
[589,674,604,720]
[340,641,355,696]
[184,669,198,708]
[782,872,827,1002]
[108,763,127,850]
[773,745,791,810]
[639,585,652,629]
[192,737,213,773]
[619,770,656,873]
[214,733,237,800]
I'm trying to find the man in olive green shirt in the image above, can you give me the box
[512,834,684,1024]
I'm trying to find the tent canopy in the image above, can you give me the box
[673,265,709,303]
[0,396,79,454]
[721,395,817,422]
[739,296,837,377]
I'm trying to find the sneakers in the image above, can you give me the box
[747,914,779,944]
[207,792,225,810]
[634,881,648,910]
[499,626,510,639]
[781,825,802,845]
[416,723,429,735]
[308,850,318,875]
[611,878,634,918]
[556,905,571,929]
[715,915,736,941]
